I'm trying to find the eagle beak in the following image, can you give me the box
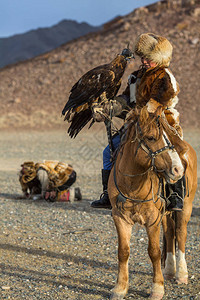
[121,48,135,60]
[127,53,135,60]
[125,53,135,61]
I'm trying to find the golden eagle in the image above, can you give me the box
[62,48,134,138]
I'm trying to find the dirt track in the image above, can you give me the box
[0,127,199,299]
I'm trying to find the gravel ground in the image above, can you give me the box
[0,126,199,300]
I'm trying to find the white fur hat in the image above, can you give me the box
[134,33,173,66]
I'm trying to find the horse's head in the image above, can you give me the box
[127,107,187,183]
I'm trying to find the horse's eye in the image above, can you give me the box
[146,136,155,141]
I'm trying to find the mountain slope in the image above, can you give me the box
[0,20,101,68]
[0,0,199,129]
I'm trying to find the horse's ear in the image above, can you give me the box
[140,106,149,124]
[155,105,163,118]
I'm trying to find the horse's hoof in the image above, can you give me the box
[150,283,164,300]
[149,292,164,300]
[176,277,188,285]
[110,292,124,300]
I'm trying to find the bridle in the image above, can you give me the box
[135,120,175,173]
[114,117,175,206]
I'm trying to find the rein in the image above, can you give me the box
[114,156,163,205]
[92,98,120,160]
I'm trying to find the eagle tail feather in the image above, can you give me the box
[67,109,93,138]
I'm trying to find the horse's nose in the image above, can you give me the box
[172,165,184,178]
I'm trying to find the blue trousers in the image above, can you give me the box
[103,134,121,170]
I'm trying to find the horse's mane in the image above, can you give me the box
[125,106,160,141]
[121,108,138,145]
[122,106,189,166]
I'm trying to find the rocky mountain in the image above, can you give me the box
[0,20,101,68]
[0,0,199,130]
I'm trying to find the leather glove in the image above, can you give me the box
[92,97,123,122]
[103,98,123,117]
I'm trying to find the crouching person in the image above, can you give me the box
[19,161,82,202]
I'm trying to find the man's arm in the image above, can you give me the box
[146,69,180,113]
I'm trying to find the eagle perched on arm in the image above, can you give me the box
[62,47,134,138]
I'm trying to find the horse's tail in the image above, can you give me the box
[161,211,178,267]
[173,211,178,252]
[161,234,167,267]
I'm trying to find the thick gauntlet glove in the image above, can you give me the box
[92,96,125,122]
[103,98,123,117]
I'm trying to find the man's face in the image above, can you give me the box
[141,57,157,69]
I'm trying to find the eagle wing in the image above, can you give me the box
[62,67,118,138]
[62,66,116,115]
[62,48,134,138]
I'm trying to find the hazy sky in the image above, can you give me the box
[0,0,158,38]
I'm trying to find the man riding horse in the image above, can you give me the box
[91,32,185,211]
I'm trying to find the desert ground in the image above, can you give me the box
[0,125,199,299]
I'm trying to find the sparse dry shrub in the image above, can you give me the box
[176,22,189,30]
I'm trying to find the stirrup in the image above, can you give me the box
[167,192,183,211]
[91,191,111,209]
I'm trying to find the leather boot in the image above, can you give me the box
[166,176,186,211]
[91,169,111,209]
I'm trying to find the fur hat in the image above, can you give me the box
[134,33,173,66]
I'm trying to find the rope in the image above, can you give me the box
[113,157,161,204]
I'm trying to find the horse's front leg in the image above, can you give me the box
[146,223,164,300]
[110,212,132,300]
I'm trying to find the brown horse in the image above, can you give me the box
[108,107,197,300]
